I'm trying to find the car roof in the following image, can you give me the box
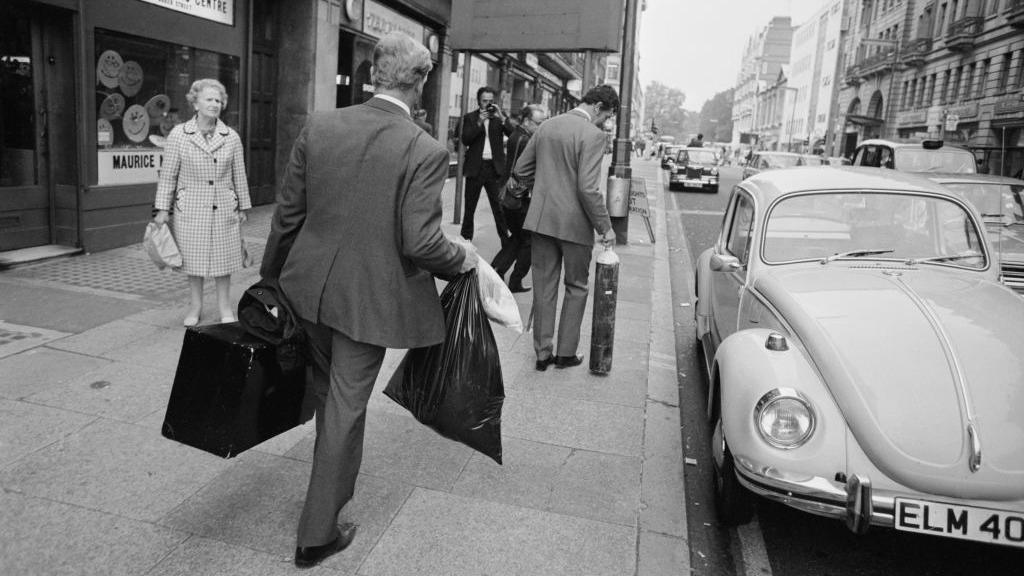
[754,151,802,157]
[740,166,959,204]
[924,172,1024,186]
[857,138,972,152]
[682,147,715,152]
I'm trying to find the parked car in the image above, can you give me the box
[661,145,683,170]
[826,156,852,166]
[667,147,720,192]
[798,154,829,167]
[851,138,977,173]
[927,172,1024,294]
[741,151,803,180]
[694,166,1024,548]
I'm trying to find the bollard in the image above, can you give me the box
[590,245,619,374]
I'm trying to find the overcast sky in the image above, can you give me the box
[637,0,828,109]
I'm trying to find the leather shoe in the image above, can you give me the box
[509,283,531,293]
[535,356,556,371]
[295,523,357,568]
[554,355,584,369]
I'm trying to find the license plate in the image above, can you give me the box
[894,498,1024,548]
[683,181,703,188]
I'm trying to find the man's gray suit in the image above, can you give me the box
[261,97,466,546]
[514,109,612,359]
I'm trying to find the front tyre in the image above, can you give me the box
[711,415,754,526]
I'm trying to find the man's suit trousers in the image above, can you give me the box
[461,160,509,246]
[296,319,385,547]
[530,232,593,359]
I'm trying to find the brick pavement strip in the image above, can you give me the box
[0,161,690,575]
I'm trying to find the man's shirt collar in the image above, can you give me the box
[372,94,411,116]
[572,107,592,122]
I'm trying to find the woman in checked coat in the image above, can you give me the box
[154,79,252,326]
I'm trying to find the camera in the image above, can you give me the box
[486,103,498,113]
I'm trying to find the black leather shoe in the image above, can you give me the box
[535,356,556,371]
[509,283,532,293]
[295,523,357,568]
[554,355,584,369]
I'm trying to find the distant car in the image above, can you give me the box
[661,145,683,170]
[851,139,977,173]
[695,166,1024,547]
[668,147,720,193]
[826,156,852,166]
[798,154,829,167]
[741,151,804,180]
[926,172,1024,293]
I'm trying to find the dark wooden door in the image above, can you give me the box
[248,0,278,205]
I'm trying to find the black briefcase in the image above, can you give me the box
[161,322,314,458]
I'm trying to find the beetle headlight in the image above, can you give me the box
[711,167,719,176]
[754,388,815,449]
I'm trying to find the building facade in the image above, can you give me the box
[731,16,794,151]
[836,0,1024,172]
[781,1,850,153]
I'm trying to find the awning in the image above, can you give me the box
[845,114,884,126]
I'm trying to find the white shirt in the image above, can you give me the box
[482,116,492,160]
[573,107,592,122]
[372,94,410,117]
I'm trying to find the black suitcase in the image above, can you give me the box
[161,322,313,458]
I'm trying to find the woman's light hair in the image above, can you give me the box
[372,32,433,91]
[186,78,229,108]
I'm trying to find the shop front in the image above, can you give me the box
[0,0,251,254]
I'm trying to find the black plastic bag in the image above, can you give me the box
[384,270,505,464]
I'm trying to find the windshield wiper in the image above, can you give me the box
[820,248,895,264]
[906,254,981,265]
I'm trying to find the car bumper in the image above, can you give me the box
[669,174,718,188]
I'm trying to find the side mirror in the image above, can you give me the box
[710,252,742,271]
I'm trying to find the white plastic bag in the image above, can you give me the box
[475,259,523,333]
[143,222,183,270]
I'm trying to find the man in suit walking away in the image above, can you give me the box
[514,85,618,371]
[458,86,513,246]
[260,32,477,569]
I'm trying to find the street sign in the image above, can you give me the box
[945,114,960,132]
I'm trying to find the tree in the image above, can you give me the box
[696,88,735,143]
[643,81,687,140]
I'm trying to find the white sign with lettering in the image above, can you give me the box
[98,148,166,185]
[363,0,424,43]
[137,0,234,26]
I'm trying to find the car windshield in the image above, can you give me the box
[765,154,802,169]
[895,148,977,173]
[680,150,719,163]
[762,191,987,268]
[941,182,1024,224]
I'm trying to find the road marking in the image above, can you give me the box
[737,517,773,576]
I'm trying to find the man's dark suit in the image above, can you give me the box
[459,109,513,243]
[261,97,466,547]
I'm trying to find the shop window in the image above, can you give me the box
[1,14,35,186]
[94,29,240,185]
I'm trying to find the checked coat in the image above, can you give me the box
[155,117,252,277]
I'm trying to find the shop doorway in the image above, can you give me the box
[0,1,76,251]
[337,30,376,109]
[248,0,279,205]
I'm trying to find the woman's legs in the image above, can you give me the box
[185,276,204,326]
[215,275,234,321]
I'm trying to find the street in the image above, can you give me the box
[664,164,1024,576]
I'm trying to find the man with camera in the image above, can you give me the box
[458,86,513,246]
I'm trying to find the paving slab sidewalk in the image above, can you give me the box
[0,158,688,576]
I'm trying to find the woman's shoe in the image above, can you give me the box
[183,314,200,327]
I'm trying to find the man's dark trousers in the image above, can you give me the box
[491,202,531,286]
[461,160,509,246]
[295,318,385,547]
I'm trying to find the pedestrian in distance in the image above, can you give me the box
[688,133,704,147]
[514,85,618,371]
[457,86,514,246]
[492,103,548,293]
[260,31,478,569]
[154,78,252,327]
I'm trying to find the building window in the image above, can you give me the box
[901,81,909,109]
[94,28,241,186]
[978,59,990,99]
[926,73,936,104]
[940,69,952,104]
[999,52,1012,93]
[950,65,961,101]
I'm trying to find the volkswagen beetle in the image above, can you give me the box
[694,167,1024,548]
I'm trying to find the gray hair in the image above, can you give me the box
[186,78,228,108]
[372,32,432,91]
